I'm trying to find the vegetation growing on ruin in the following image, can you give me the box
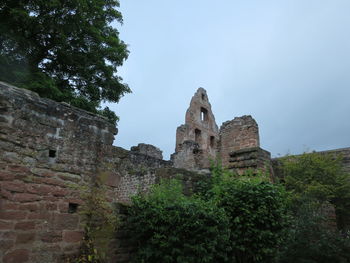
[67,175,118,263]
[127,179,231,263]
[125,155,350,263]
[275,152,350,262]
[0,0,129,124]
[279,152,350,230]
[277,200,350,263]
[127,169,289,263]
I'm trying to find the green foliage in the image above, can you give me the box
[280,152,350,229]
[69,175,118,263]
[128,167,289,263]
[278,201,350,263]
[0,0,130,124]
[211,168,289,263]
[127,179,231,263]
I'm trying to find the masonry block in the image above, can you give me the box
[3,249,29,263]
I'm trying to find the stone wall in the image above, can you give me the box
[0,82,175,263]
[172,88,219,169]
[130,143,163,160]
[228,147,272,175]
[219,115,260,168]
[318,147,350,173]
[2,82,348,262]
[272,147,350,179]
[0,82,119,262]
[171,89,268,172]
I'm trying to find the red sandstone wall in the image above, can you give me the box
[0,82,118,262]
[173,88,219,169]
[219,115,260,168]
[0,82,171,262]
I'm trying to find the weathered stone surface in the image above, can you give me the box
[130,143,163,159]
[272,147,350,179]
[0,82,173,262]
[40,231,62,243]
[228,147,272,175]
[219,115,260,168]
[172,88,219,169]
[14,222,36,231]
[3,249,29,263]
[172,89,267,171]
[62,230,84,243]
[16,233,36,244]
[1,82,349,262]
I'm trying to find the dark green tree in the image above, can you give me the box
[0,0,130,124]
[280,152,350,230]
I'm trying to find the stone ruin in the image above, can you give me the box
[171,88,219,170]
[172,87,271,174]
[0,82,349,262]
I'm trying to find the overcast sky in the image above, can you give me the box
[107,0,350,160]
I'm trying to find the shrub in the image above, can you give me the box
[212,171,289,263]
[280,152,350,230]
[127,179,231,263]
[277,200,350,263]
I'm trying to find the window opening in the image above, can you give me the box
[195,129,202,143]
[49,149,56,158]
[68,203,79,213]
[210,136,215,148]
[200,107,208,122]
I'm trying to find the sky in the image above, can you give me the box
[107,0,350,160]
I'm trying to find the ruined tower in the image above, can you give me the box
[172,88,272,173]
[171,88,219,169]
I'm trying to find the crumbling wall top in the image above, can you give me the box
[185,88,219,133]
[130,143,163,160]
[219,115,260,167]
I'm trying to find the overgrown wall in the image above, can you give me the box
[0,82,179,263]
[272,147,350,179]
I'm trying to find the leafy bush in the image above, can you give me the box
[278,200,350,263]
[127,179,231,263]
[127,167,290,263]
[280,152,350,230]
[211,169,289,263]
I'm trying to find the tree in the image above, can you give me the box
[280,152,350,230]
[0,0,130,124]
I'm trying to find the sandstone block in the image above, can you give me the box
[0,211,27,220]
[0,239,14,250]
[40,231,62,243]
[0,220,14,230]
[16,232,35,244]
[0,171,14,180]
[14,221,36,231]
[62,230,84,243]
[3,249,29,263]
[20,203,39,212]
[53,214,79,230]
[13,193,41,202]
